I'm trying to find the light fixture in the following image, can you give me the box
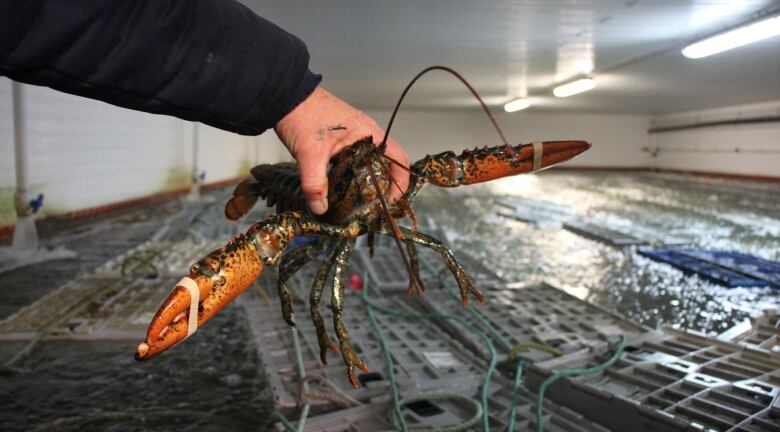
[553,78,595,98]
[682,14,780,59]
[504,98,531,112]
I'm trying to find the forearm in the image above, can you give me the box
[0,0,320,135]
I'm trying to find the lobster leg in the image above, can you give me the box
[277,240,327,326]
[383,227,484,306]
[405,240,425,295]
[311,244,340,365]
[331,240,368,387]
[366,231,375,259]
[135,212,362,361]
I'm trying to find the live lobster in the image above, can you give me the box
[134,66,591,387]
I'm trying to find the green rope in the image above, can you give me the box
[291,327,311,432]
[270,327,311,432]
[508,342,564,362]
[360,274,497,432]
[416,253,629,432]
[422,260,512,351]
[271,411,298,432]
[389,393,482,432]
[506,360,524,432]
[253,282,273,306]
[363,279,408,430]
[463,299,512,351]
[534,336,628,432]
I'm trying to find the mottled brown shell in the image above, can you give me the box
[224,136,390,226]
[224,162,307,220]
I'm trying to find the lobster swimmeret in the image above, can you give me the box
[135,138,589,386]
[134,66,591,387]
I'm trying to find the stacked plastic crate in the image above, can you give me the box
[244,219,629,430]
[241,268,616,431]
[523,327,780,431]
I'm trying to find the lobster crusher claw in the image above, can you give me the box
[135,237,265,360]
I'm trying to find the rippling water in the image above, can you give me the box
[414,171,780,334]
[0,306,272,432]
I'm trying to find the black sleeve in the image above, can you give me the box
[0,0,321,135]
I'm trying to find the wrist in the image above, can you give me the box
[275,85,324,141]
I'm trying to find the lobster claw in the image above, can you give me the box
[135,237,264,360]
[135,274,214,360]
[417,140,592,188]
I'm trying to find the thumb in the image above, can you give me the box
[296,147,330,215]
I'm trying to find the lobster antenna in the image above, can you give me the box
[382,154,415,194]
[380,65,509,149]
[382,154,415,175]
[388,174,405,196]
[367,166,423,294]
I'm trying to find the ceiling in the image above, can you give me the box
[242,0,780,114]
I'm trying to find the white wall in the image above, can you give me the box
[0,78,288,227]
[649,100,780,178]
[366,109,652,168]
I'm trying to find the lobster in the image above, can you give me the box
[134,66,591,387]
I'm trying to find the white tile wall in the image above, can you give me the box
[650,100,780,178]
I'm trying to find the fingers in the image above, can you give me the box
[296,144,330,215]
[273,84,411,211]
[384,137,410,200]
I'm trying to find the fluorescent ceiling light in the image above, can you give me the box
[504,98,531,112]
[682,15,780,59]
[553,78,595,98]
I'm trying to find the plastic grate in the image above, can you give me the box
[243,263,488,414]
[413,281,650,361]
[525,328,780,432]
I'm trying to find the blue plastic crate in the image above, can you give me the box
[679,249,780,288]
[637,248,776,288]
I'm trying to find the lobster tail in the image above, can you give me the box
[413,140,591,187]
[225,163,308,220]
[225,179,261,220]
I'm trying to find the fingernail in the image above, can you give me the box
[309,197,328,215]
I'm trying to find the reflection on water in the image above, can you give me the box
[415,171,780,334]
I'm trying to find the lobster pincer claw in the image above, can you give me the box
[135,235,264,361]
[413,140,592,188]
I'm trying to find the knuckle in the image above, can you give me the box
[299,179,326,196]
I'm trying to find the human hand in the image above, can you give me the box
[274,86,410,215]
